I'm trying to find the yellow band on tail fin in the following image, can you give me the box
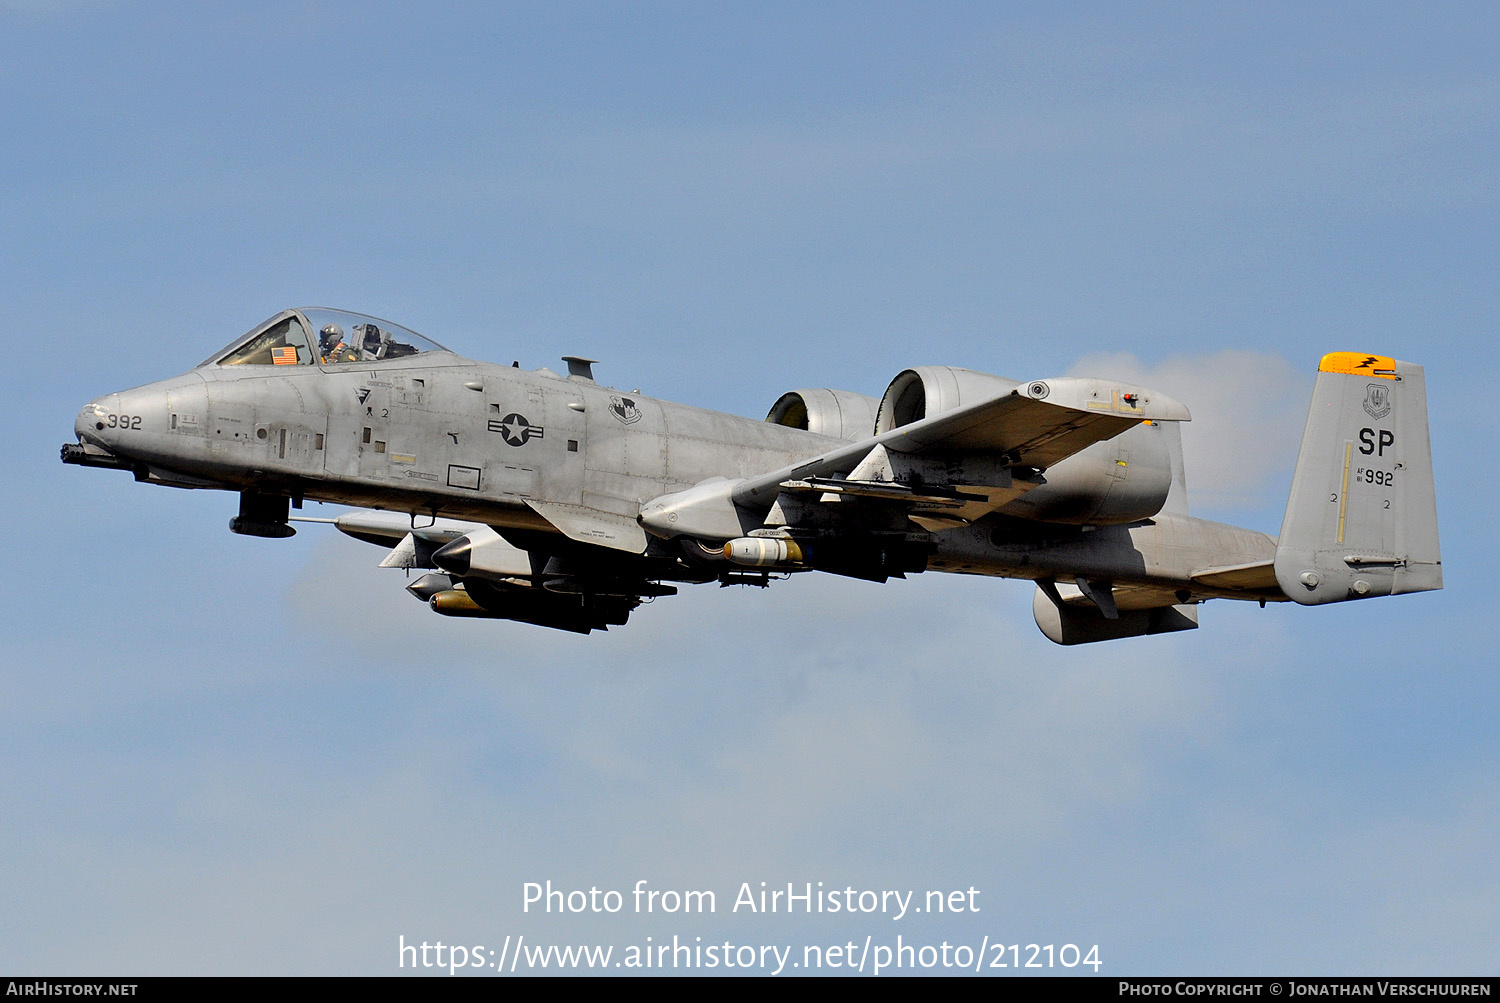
[1318,352,1397,379]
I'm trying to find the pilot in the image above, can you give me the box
[320,323,357,364]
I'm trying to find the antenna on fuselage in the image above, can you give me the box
[562,356,598,382]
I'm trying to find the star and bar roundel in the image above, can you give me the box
[488,412,543,446]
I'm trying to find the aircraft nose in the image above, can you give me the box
[75,394,121,447]
[74,375,190,452]
[65,372,210,479]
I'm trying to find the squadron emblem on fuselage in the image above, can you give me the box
[610,395,642,424]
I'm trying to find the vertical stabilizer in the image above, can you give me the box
[1274,353,1441,605]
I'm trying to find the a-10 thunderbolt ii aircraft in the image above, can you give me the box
[62,307,1441,640]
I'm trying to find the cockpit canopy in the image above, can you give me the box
[204,308,449,368]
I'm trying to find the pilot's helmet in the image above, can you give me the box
[319,323,344,349]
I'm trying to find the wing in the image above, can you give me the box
[296,509,664,633]
[640,376,1190,541]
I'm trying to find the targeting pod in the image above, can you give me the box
[723,537,804,568]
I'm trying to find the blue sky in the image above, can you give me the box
[3,1,1496,975]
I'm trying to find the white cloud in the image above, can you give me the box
[1068,349,1312,515]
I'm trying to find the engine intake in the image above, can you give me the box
[875,367,1019,433]
[766,388,881,442]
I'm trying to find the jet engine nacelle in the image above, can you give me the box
[875,366,1019,433]
[766,388,881,442]
[874,366,1175,524]
[997,421,1176,525]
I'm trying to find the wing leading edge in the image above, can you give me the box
[640,376,1190,541]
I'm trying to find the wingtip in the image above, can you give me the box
[1023,377,1191,422]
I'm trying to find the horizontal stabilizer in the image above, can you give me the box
[1190,560,1279,593]
[1033,583,1198,645]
